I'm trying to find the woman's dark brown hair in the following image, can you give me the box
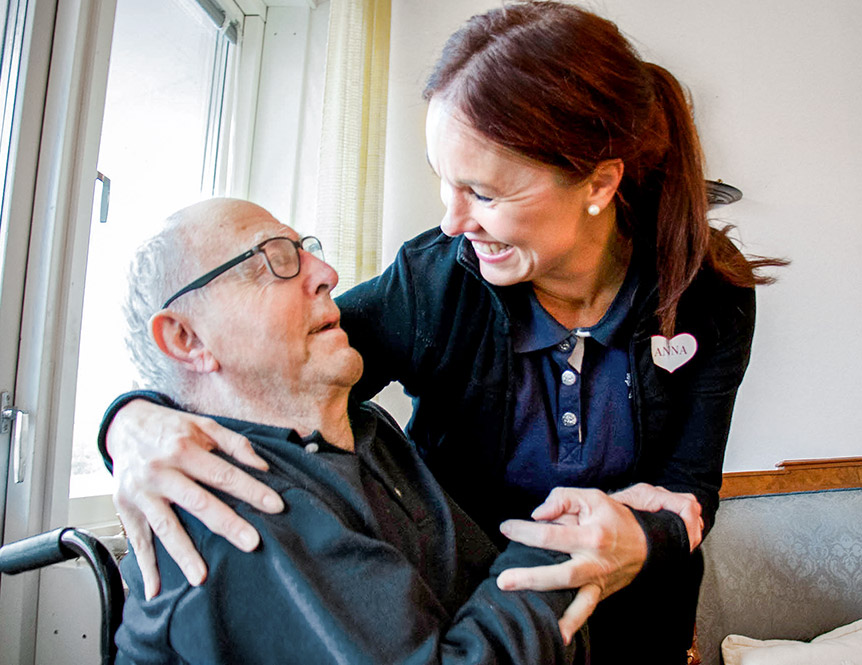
[423,1,783,334]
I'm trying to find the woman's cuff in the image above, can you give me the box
[628,507,690,579]
[97,390,177,474]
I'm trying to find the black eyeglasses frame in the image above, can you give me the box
[160,235,324,309]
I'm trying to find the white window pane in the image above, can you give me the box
[70,0,230,499]
[0,0,26,231]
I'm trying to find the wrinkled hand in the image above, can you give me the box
[496,488,648,645]
[109,400,284,599]
[610,482,703,550]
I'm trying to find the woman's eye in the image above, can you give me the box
[471,190,493,203]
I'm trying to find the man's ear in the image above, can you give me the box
[150,310,219,374]
[587,159,625,210]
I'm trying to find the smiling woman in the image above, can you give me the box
[426,97,629,328]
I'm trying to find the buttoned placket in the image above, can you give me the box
[557,331,590,461]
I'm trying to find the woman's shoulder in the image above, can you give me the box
[398,227,463,263]
[679,258,756,337]
[393,229,488,300]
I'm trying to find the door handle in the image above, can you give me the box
[1,391,30,483]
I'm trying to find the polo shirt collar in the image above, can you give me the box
[508,258,640,353]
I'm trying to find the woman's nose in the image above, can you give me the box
[439,187,478,237]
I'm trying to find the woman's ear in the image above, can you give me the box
[587,159,625,210]
[150,310,219,374]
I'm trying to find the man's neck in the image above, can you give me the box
[192,383,356,452]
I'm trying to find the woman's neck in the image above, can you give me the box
[532,229,633,330]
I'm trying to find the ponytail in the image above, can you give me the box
[646,64,710,335]
[646,64,787,335]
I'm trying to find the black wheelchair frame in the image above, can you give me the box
[0,527,124,665]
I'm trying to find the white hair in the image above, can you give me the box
[123,214,200,405]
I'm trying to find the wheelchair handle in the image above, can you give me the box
[0,527,71,574]
[0,527,125,665]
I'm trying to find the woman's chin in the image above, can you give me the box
[478,262,529,287]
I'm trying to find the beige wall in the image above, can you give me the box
[381,0,862,471]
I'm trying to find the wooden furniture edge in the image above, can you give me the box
[719,456,862,498]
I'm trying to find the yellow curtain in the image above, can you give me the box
[316,0,391,292]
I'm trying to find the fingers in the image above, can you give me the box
[116,501,161,600]
[677,501,704,550]
[147,414,283,515]
[116,457,272,594]
[496,558,601,646]
[152,466,263,553]
[135,489,209,591]
[500,517,600,554]
[529,487,598,522]
[611,483,703,550]
[108,401,286,597]
[196,417,270,472]
[168,443,284,515]
[497,558,601,593]
[500,490,648,597]
[559,583,601,645]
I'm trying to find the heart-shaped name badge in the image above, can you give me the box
[651,333,698,373]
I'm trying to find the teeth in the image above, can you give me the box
[473,241,510,255]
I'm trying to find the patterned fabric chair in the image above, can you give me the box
[694,486,862,664]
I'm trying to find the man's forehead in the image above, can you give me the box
[182,200,298,266]
[213,208,300,252]
[224,205,296,240]
[248,224,298,244]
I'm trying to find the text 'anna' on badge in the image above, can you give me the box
[650,333,697,373]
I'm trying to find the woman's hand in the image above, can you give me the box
[495,483,704,645]
[610,482,703,550]
[108,400,285,599]
[496,488,648,646]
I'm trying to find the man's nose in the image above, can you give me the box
[301,249,338,295]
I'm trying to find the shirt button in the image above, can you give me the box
[304,442,319,454]
[561,370,577,386]
[558,340,572,352]
[562,412,578,427]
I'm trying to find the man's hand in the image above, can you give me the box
[496,488,648,645]
[610,482,703,550]
[109,400,285,599]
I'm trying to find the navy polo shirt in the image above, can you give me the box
[500,263,639,519]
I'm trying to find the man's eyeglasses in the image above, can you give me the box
[161,236,324,309]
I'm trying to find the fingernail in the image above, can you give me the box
[499,521,512,535]
[239,529,259,551]
[263,493,284,512]
[188,562,206,586]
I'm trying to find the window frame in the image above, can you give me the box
[67,0,260,529]
[0,1,329,660]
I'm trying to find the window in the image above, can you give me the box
[69,0,236,501]
[0,0,27,232]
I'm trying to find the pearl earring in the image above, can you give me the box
[587,204,601,216]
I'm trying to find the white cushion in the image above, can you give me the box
[721,618,862,665]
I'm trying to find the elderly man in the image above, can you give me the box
[113,198,583,664]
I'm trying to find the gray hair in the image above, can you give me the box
[123,215,200,405]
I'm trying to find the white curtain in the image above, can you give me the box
[316,0,391,292]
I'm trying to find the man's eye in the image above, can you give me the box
[267,251,297,275]
[471,191,493,203]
